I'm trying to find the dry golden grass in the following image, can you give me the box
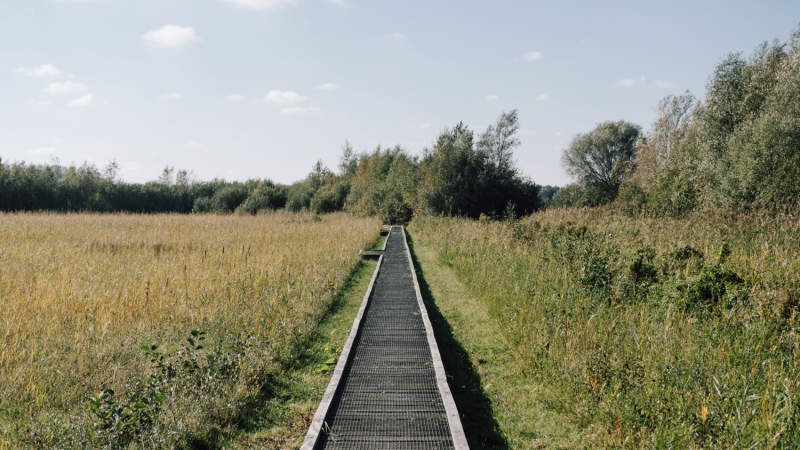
[0,211,379,447]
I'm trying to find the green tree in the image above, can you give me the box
[417,111,539,218]
[561,120,641,205]
[697,27,800,204]
[629,91,701,207]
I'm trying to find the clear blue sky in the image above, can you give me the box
[2,0,798,186]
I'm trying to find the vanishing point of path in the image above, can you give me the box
[306,226,467,450]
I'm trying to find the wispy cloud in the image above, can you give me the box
[281,106,321,115]
[523,51,542,61]
[226,94,246,101]
[221,0,298,10]
[316,83,339,90]
[69,94,93,107]
[616,75,674,88]
[15,64,71,78]
[554,131,562,137]
[419,123,432,129]
[326,0,345,4]
[142,25,200,48]
[536,94,549,101]
[259,90,307,105]
[30,147,57,155]
[44,81,87,94]
[616,75,646,87]
[653,79,673,88]
[391,33,406,39]
[485,94,498,101]
[158,93,184,101]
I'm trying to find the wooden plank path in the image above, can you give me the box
[301,226,468,450]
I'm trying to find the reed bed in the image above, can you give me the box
[0,211,379,448]
[411,205,800,448]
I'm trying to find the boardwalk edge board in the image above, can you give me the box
[401,226,470,450]
[300,229,389,450]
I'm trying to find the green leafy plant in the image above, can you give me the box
[86,377,166,445]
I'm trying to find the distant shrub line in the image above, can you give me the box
[2,110,540,221]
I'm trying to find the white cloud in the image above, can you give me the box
[15,64,71,78]
[536,94,549,101]
[221,0,297,10]
[616,75,646,87]
[281,106,321,115]
[30,99,52,106]
[142,25,200,48]
[327,0,345,4]
[158,93,184,101]
[485,94,498,101]
[615,76,672,88]
[523,51,542,61]
[30,147,57,155]
[226,94,246,101]
[44,81,87,94]
[391,33,406,39]
[69,94,93,107]
[554,131,562,137]
[419,123,432,129]
[187,142,206,147]
[316,83,339,90]
[260,90,307,105]
[654,79,673,88]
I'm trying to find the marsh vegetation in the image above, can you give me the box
[0,212,379,448]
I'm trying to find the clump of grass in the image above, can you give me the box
[411,204,800,448]
[0,211,379,448]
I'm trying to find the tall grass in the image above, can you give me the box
[0,211,379,448]
[411,205,800,448]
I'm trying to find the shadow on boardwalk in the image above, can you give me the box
[406,234,509,450]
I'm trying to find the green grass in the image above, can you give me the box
[406,232,582,450]
[410,205,800,449]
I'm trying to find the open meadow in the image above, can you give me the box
[0,212,380,448]
[411,205,800,448]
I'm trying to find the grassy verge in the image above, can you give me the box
[227,257,378,449]
[410,206,800,448]
[406,232,581,450]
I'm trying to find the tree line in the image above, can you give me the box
[557,23,800,209]
[0,110,540,221]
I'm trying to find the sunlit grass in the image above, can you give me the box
[0,211,379,447]
[411,204,800,448]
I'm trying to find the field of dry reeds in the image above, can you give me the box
[0,212,379,448]
[411,205,800,448]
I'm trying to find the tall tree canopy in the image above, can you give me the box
[416,110,539,218]
[561,120,641,205]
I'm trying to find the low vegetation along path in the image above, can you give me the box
[303,226,467,450]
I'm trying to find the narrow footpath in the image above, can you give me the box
[304,226,467,450]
